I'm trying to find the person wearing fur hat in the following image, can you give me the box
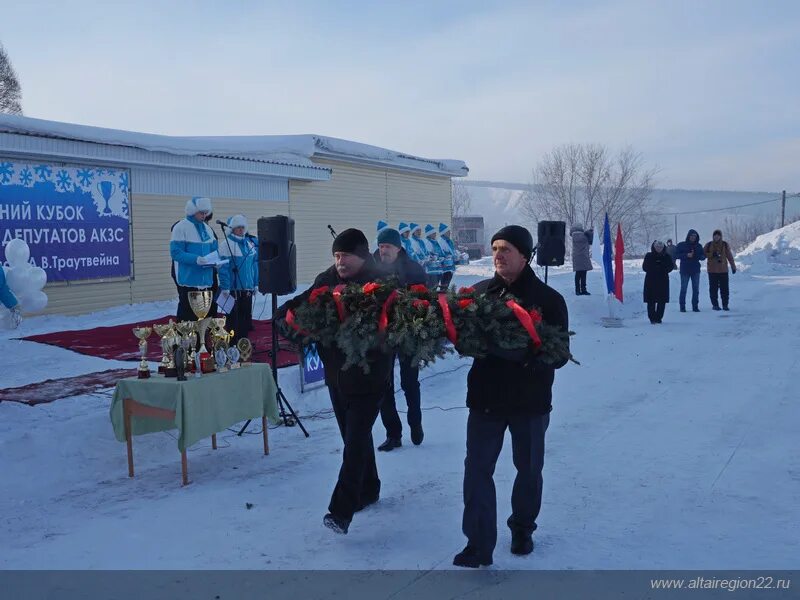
[218,214,258,343]
[423,224,444,288]
[275,228,392,535]
[642,240,675,324]
[704,229,736,311]
[437,222,457,289]
[170,197,219,322]
[454,225,569,568]
[372,227,428,451]
[570,223,593,295]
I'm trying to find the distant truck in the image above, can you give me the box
[453,215,485,259]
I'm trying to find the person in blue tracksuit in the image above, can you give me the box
[437,222,457,289]
[409,222,429,268]
[218,214,258,343]
[423,224,444,288]
[674,228,706,312]
[399,222,417,262]
[170,196,219,322]
[0,267,21,329]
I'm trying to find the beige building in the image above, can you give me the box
[0,115,467,315]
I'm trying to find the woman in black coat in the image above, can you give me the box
[642,240,675,324]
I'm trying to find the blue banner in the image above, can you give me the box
[0,159,131,282]
[301,343,326,390]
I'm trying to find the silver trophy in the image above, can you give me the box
[227,345,241,369]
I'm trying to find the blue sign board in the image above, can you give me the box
[0,159,131,282]
[300,343,326,392]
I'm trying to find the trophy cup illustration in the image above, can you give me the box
[188,290,214,374]
[97,180,116,215]
[132,326,153,379]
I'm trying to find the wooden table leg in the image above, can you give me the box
[262,416,269,455]
[124,398,134,477]
[211,434,217,450]
[181,450,189,486]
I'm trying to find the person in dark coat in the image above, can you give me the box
[665,239,677,268]
[372,227,428,452]
[642,240,675,324]
[274,228,392,535]
[454,225,570,568]
[674,228,706,312]
[570,223,593,295]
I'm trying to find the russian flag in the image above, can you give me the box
[602,213,614,295]
[614,223,624,302]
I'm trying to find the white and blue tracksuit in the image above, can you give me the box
[424,237,444,277]
[0,267,18,309]
[411,235,429,267]
[218,234,258,291]
[437,236,457,272]
[170,216,218,289]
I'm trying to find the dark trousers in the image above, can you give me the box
[380,356,421,439]
[647,302,666,322]
[440,270,454,290]
[679,272,700,309]
[328,386,382,523]
[176,285,217,322]
[462,410,550,558]
[708,273,730,308]
[574,271,587,293]
[226,290,254,344]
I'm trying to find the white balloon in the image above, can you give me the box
[27,266,47,292]
[20,290,48,313]
[5,267,27,294]
[5,238,30,269]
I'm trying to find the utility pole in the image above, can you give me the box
[674,214,678,241]
[781,190,786,228]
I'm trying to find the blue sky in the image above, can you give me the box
[1,0,798,191]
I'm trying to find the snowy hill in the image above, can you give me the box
[736,220,800,273]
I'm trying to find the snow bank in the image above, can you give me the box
[736,220,800,273]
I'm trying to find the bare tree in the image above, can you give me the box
[721,213,787,253]
[521,144,660,253]
[0,43,23,115]
[452,180,473,216]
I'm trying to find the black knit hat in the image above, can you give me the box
[332,228,371,259]
[491,225,534,260]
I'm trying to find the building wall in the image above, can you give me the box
[289,158,453,284]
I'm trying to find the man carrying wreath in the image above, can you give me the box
[454,225,570,568]
[275,228,392,535]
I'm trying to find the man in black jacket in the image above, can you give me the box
[275,229,392,535]
[454,225,570,568]
[373,227,428,452]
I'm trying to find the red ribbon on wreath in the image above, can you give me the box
[378,289,400,333]
[438,293,458,344]
[506,300,542,349]
[332,284,347,322]
[528,308,543,325]
[285,309,310,336]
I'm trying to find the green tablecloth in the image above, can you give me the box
[110,363,279,452]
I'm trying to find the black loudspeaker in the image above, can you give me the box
[257,215,297,295]
[536,220,566,267]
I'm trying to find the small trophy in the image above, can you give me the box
[162,325,181,378]
[214,342,229,373]
[175,321,196,371]
[152,323,173,374]
[132,326,153,379]
[188,290,214,373]
[237,338,253,366]
[227,345,241,369]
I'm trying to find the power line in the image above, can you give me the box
[663,193,799,216]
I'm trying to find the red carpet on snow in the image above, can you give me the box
[20,315,299,369]
[0,369,137,406]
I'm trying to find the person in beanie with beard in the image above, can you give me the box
[454,225,569,568]
[373,227,427,451]
[274,228,392,535]
[170,197,219,322]
[704,229,737,311]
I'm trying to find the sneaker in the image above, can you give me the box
[453,545,493,568]
[712,305,721,311]
[377,437,402,452]
[323,513,350,535]
[410,425,424,446]
[510,531,534,556]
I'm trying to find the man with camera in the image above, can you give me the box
[704,229,737,311]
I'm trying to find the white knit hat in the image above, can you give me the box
[185,196,212,216]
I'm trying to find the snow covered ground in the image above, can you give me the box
[1,244,799,570]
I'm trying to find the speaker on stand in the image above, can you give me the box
[536,220,566,284]
[238,215,308,437]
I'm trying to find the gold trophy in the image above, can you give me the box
[161,323,181,378]
[188,290,214,373]
[152,322,174,374]
[237,338,253,366]
[175,321,196,371]
[132,326,153,379]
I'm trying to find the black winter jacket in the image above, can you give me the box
[642,244,675,303]
[373,249,427,286]
[275,258,393,396]
[466,265,570,416]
